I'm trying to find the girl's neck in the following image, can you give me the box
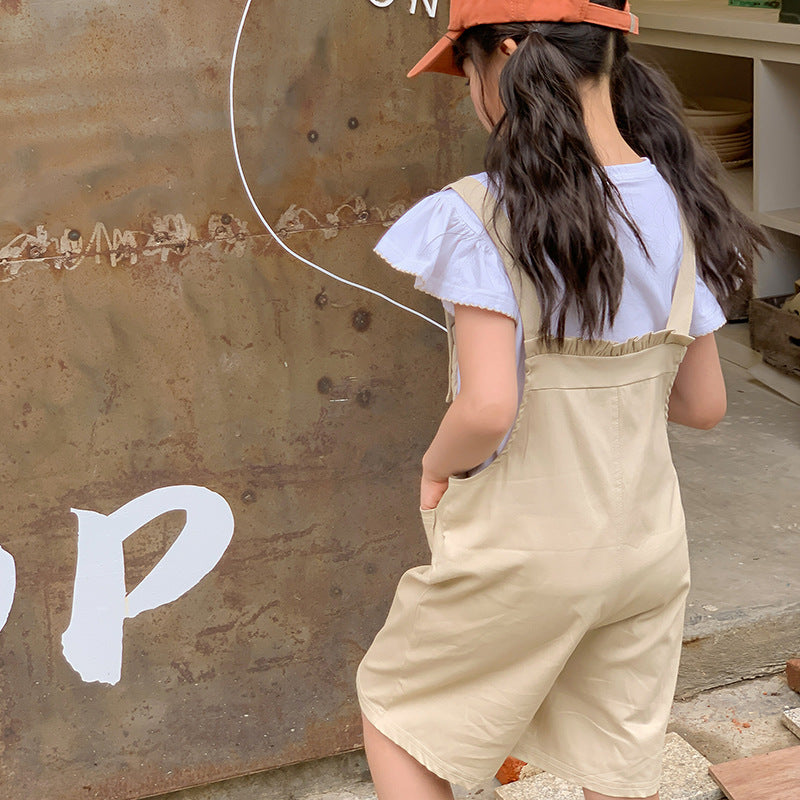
[580,76,643,167]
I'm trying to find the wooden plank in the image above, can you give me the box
[709,744,800,799]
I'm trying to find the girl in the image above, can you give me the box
[356,2,769,799]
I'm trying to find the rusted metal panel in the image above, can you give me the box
[0,0,482,797]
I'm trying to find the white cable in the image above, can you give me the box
[229,0,446,333]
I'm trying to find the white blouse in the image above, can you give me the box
[374,159,728,468]
[376,159,726,384]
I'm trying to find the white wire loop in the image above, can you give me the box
[229,0,446,333]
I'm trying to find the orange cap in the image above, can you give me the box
[407,0,639,78]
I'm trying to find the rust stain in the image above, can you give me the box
[0,0,464,795]
[101,371,127,415]
[682,636,708,647]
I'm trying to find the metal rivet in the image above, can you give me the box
[347,117,359,130]
[356,388,372,408]
[315,291,329,309]
[352,309,371,332]
[221,213,232,225]
[241,490,256,504]
[307,130,319,143]
[317,376,333,395]
[67,229,81,242]
[330,586,343,598]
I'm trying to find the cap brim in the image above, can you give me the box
[407,30,465,78]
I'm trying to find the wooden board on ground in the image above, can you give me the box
[709,744,800,799]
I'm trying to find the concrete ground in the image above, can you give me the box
[668,672,798,766]
[673,323,800,697]
[154,324,800,800]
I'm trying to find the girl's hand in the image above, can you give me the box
[420,472,449,511]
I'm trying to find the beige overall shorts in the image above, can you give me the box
[356,176,696,798]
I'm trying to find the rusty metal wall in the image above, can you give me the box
[0,0,484,797]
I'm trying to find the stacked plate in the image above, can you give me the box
[683,96,753,168]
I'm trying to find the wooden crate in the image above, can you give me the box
[749,294,800,377]
[722,278,754,322]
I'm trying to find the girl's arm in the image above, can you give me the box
[421,304,518,509]
[668,332,727,429]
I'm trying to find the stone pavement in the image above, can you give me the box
[495,734,720,800]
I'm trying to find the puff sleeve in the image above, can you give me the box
[690,275,728,338]
[374,186,519,322]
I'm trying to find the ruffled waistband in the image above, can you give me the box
[524,329,695,360]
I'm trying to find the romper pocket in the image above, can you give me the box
[419,506,436,553]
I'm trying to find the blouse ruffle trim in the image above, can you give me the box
[373,186,519,321]
[374,247,518,321]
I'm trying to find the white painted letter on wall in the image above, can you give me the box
[0,545,15,632]
[409,0,438,17]
[61,485,235,685]
[368,0,439,14]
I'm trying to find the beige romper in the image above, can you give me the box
[356,176,696,798]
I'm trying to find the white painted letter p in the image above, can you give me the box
[61,485,234,685]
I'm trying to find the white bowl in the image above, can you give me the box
[713,143,752,160]
[703,132,752,144]
[702,135,752,150]
[688,114,753,135]
[684,96,753,135]
[684,96,753,115]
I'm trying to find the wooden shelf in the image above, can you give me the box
[635,0,800,63]
[759,208,800,237]
[636,0,792,44]
[754,60,800,223]
[634,11,800,296]
[722,165,754,214]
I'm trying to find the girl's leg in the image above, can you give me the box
[583,789,658,800]
[361,713,455,800]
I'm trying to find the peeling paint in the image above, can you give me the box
[0,199,410,277]
[275,197,407,240]
[0,213,250,278]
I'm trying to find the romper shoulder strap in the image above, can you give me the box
[666,212,697,337]
[442,307,458,404]
[439,178,695,402]
[444,176,542,336]
[441,176,542,403]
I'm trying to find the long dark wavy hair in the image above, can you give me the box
[452,3,770,344]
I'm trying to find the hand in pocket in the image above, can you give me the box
[420,473,449,511]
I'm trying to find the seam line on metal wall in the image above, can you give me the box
[229,0,447,333]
